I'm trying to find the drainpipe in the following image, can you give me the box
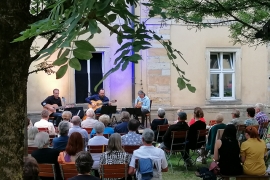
[131,5,136,104]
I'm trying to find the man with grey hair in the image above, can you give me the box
[255,103,269,137]
[68,116,88,143]
[52,121,70,151]
[81,108,98,128]
[34,110,56,135]
[128,128,168,179]
[134,90,151,129]
[227,109,244,126]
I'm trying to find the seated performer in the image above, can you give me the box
[134,90,150,129]
[85,88,110,114]
[41,89,63,126]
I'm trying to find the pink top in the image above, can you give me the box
[188,118,206,126]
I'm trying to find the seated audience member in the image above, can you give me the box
[52,121,69,151]
[23,156,39,180]
[254,103,269,138]
[99,133,131,180]
[81,108,98,128]
[27,118,33,129]
[151,108,168,141]
[161,111,191,166]
[114,111,130,134]
[58,132,84,164]
[206,114,226,155]
[227,109,243,126]
[28,127,39,147]
[68,151,100,180]
[34,110,56,135]
[68,116,88,143]
[128,128,168,179]
[188,107,206,126]
[122,119,142,146]
[62,111,73,128]
[214,124,243,175]
[31,132,60,180]
[241,126,267,175]
[91,115,114,136]
[245,107,259,126]
[88,122,109,176]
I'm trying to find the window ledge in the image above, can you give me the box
[205,99,242,105]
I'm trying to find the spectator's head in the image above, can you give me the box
[128,119,140,132]
[66,132,84,156]
[23,156,39,180]
[142,128,154,145]
[58,121,70,136]
[99,115,110,127]
[41,110,50,120]
[247,107,256,118]
[194,107,204,119]
[28,127,38,140]
[120,111,130,122]
[94,122,105,135]
[221,124,237,140]
[34,132,50,149]
[157,108,166,118]
[72,116,81,126]
[255,103,264,113]
[86,108,95,118]
[215,113,224,123]
[99,88,105,98]
[138,90,145,98]
[177,112,187,121]
[75,151,94,175]
[107,133,124,153]
[245,126,260,141]
[231,109,240,119]
[62,111,72,121]
[53,89,59,98]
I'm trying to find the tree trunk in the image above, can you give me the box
[0,1,33,179]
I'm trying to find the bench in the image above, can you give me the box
[218,175,270,180]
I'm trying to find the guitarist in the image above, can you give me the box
[134,90,150,129]
[41,89,63,126]
[85,88,110,114]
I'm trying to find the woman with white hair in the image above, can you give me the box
[90,115,114,136]
[28,127,38,147]
[52,121,70,151]
[62,111,73,128]
[81,108,98,128]
[151,108,168,141]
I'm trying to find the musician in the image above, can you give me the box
[134,90,150,129]
[41,89,62,126]
[85,88,110,114]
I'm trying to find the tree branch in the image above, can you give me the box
[95,16,122,36]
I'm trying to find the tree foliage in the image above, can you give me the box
[14,0,196,92]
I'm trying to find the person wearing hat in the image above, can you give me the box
[160,111,192,166]
[227,109,244,126]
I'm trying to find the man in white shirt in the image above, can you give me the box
[34,110,56,135]
[81,108,98,128]
[128,128,168,180]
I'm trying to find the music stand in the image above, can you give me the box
[100,106,117,114]
[64,107,84,119]
[125,108,142,117]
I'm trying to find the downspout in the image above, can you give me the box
[131,5,136,104]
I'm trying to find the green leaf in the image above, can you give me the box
[117,35,123,45]
[186,84,196,93]
[57,48,64,59]
[88,20,98,34]
[52,57,68,66]
[114,49,130,64]
[56,64,68,79]
[96,0,110,11]
[74,40,95,51]
[177,77,186,90]
[59,49,70,58]
[121,60,130,71]
[115,42,132,55]
[69,57,81,71]
[108,14,117,22]
[129,54,142,63]
[73,48,93,60]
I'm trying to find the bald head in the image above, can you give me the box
[72,116,81,126]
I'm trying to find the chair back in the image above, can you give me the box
[209,120,217,126]
[123,145,140,154]
[83,128,93,134]
[38,128,49,133]
[100,164,128,179]
[236,124,246,139]
[215,129,224,141]
[88,145,106,153]
[156,124,169,143]
[28,146,38,154]
[38,164,56,180]
[196,129,207,145]
[170,131,188,151]
[60,164,77,180]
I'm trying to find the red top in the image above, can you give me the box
[188,118,206,126]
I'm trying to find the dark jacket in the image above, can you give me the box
[187,120,206,150]
[206,123,226,154]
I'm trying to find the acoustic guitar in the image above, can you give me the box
[88,100,117,111]
[43,103,75,114]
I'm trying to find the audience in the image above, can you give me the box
[128,128,168,179]
[68,151,100,180]
[34,110,56,135]
[27,118,33,129]
[245,107,259,126]
[52,121,69,151]
[23,156,39,180]
[206,113,226,155]
[68,116,89,143]
[27,127,38,147]
[151,108,168,141]
[58,132,84,164]
[90,115,114,136]
[81,109,98,128]
[62,110,73,128]
[188,107,206,126]
[121,119,142,146]
[114,111,130,134]
[254,103,269,138]
[213,124,243,175]
[227,109,244,126]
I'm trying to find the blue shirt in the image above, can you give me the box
[114,122,129,134]
[134,95,150,111]
[68,125,89,142]
[85,94,110,104]
[90,127,114,137]
[52,136,69,151]
[121,131,142,145]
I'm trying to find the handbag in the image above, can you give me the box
[209,161,220,175]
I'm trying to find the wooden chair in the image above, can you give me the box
[28,146,38,155]
[38,128,49,133]
[208,120,217,126]
[88,145,106,153]
[236,124,246,140]
[38,164,56,180]
[60,164,77,180]
[100,164,128,179]
[123,145,141,154]
[145,100,152,128]
[92,134,110,138]
[156,124,169,143]
[83,127,93,134]
[190,129,208,165]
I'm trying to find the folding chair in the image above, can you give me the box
[83,127,93,134]
[262,121,270,140]
[123,145,141,154]
[38,128,49,133]
[38,164,56,180]
[28,146,38,155]
[100,164,128,180]
[88,145,106,153]
[236,124,246,142]
[190,129,208,166]
[60,164,77,180]
[156,124,169,143]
